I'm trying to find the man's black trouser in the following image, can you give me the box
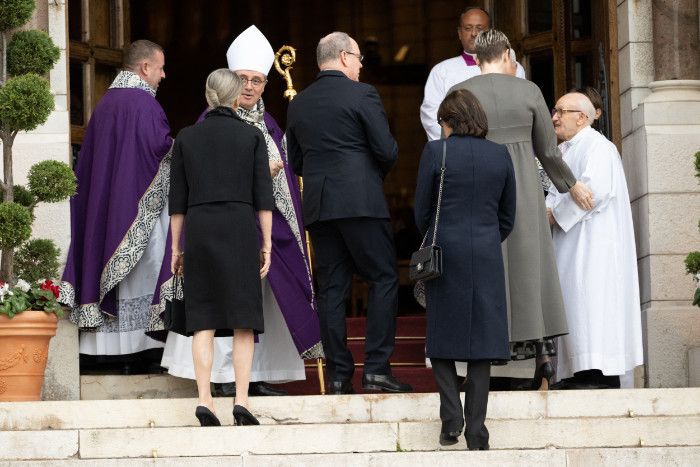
[308,218,398,382]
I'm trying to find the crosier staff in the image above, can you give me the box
[274,45,326,395]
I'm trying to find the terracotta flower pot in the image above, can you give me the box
[0,311,58,401]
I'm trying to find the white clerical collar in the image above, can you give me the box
[566,125,594,148]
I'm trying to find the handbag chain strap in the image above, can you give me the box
[429,140,447,247]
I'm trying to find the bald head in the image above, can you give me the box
[552,92,596,141]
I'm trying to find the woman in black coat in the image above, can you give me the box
[169,69,274,427]
[414,89,516,450]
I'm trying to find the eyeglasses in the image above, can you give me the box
[239,76,267,87]
[551,108,582,117]
[342,50,364,62]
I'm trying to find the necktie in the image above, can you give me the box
[461,52,477,66]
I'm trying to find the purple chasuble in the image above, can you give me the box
[60,87,173,334]
[262,112,322,359]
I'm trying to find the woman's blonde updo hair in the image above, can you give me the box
[475,29,512,64]
[205,68,243,110]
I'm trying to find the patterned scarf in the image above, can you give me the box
[237,99,304,251]
[109,70,157,97]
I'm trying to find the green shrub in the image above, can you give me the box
[686,251,700,276]
[14,239,60,282]
[0,202,32,249]
[0,0,35,31]
[694,151,700,180]
[0,73,54,132]
[27,160,77,203]
[0,184,36,207]
[8,185,37,209]
[7,30,60,76]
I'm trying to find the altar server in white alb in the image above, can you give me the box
[546,92,643,389]
[420,6,525,141]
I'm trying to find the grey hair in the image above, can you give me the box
[571,92,597,123]
[317,31,353,67]
[205,68,243,110]
[475,29,511,64]
[123,40,163,70]
[509,48,516,63]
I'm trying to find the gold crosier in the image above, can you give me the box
[274,45,326,395]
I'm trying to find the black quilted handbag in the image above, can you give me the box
[409,140,447,283]
[163,275,187,335]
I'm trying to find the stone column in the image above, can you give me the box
[651,0,700,80]
[620,0,700,388]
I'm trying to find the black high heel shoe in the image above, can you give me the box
[195,406,221,426]
[233,405,260,426]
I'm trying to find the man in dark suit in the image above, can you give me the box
[286,31,411,395]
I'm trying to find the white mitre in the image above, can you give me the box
[226,25,275,76]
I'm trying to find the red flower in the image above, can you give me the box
[40,280,60,299]
[0,280,5,287]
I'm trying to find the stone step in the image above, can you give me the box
[2,418,699,461]
[1,447,699,466]
[2,388,699,431]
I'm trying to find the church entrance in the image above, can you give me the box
[67,0,619,389]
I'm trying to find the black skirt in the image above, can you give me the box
[183,201,264,336]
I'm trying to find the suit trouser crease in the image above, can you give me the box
[309,218,399,381]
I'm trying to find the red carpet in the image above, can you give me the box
[278,315,437,395]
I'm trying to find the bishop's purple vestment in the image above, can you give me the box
[60,72,174,353]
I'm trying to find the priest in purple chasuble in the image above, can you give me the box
[160,26,323,390]
[60,40,173,356]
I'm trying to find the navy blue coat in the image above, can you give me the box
[286,70,398,226]
[415,135,516,361]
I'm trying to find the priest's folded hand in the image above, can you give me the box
[569,181,595,211]
[546,208,557,226]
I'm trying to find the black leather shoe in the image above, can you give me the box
[439,431,461,446]
[468,444,489,451]
[362,374,413,393]
[329,380,354,395]
[249,382,289,396]
[212,382,236,397]
[550,379,608,390]
[195,406,221,427]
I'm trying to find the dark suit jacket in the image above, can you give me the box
[169,107,274,215]
[286,70,398,226]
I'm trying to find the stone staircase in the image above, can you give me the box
[2,388,699,465]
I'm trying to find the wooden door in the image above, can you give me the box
[490,0,620,146]
[68,0,130,147]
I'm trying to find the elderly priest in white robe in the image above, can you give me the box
[546,92,643,389]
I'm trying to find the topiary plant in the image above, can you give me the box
[686,151,700,308]
[14,239,60,283]
[0,0,76,286]
[7,30,60,76]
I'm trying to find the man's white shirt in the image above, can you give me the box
[420,53,526,140]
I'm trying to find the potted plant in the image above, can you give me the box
[0,0,76,401]
[685,151,700,308]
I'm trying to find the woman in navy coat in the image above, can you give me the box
[414,89,516,450]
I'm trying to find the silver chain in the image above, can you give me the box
[421,140,447,248]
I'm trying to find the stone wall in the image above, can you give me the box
[617,0,700,387]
